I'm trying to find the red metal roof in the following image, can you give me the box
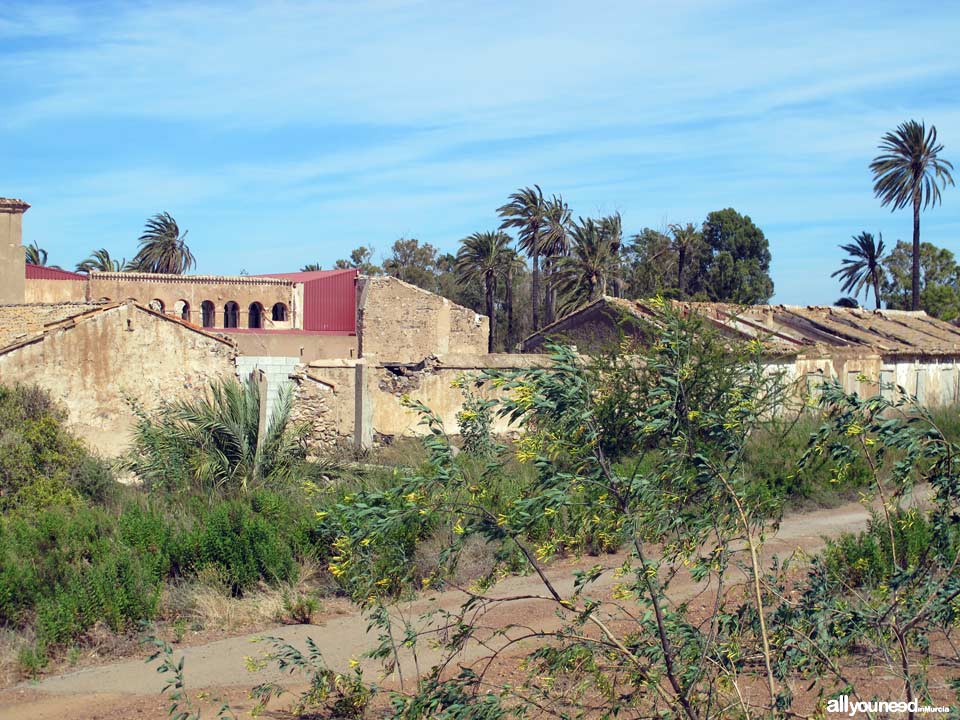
[256,268,358,333]
[25,265,86,281]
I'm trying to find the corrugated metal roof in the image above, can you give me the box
[25,265,87,281]
[257,268,358,333]
[524,297,960,357]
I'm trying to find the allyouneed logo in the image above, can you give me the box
[827,695,952,716]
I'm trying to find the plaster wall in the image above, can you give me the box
[0,304,236,455]
[25,278,89,303]
[0,205,26,305]
[223,331,357,362]
[358,276,488,362]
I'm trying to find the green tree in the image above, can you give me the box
[668,222,702,296]
[830,231,886,309]
[300,263,322,272]
[455,231,513,352]
[76,248,126,273]
[382,237,440,291]
[334,246,381,274]
[870,120,954,310]
[882,239,960,320]
[498,186,548,331]
[540,194,571,325]
[694,208,774,303]
[554,216,623,313]
[623,228,675,298]
[130,212,196,274]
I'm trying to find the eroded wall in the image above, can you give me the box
[0,304,236,455]
[358,276,488,362]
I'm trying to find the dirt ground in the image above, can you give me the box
[0,497,929,719]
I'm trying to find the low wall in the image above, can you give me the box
[225,331,357,361]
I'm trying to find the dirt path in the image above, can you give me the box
[0,497,898,719]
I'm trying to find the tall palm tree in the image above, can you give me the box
[541,194,572,325]
[554,217,623,314]
[598,213,623,297]
[455,231,513,352]
[870,120,954,310]
[76,248,126,273]
[831,231,887,309]
[668,223,701,296]
[502,247,524,351]
[130,212,196,274]
[498,186,547,331]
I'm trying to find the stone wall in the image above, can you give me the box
[88,272,296,330]
[0,303,236,455]
[288,370,340,453]
[357,276,488,362]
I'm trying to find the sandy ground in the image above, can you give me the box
[0,497,903,719]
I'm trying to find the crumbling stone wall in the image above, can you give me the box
[288,369,340,452]
[358,276,488,362]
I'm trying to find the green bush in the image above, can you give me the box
[0,384,118,509]
[182,498,298,595]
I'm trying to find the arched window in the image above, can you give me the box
[201,301,215,328]
[174,299,191,322]
[224,301,239,328]
[248,302,264,329]
[149,298,165,314]
[271,302,288,322]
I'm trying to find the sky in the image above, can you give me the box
[1,0,959,305]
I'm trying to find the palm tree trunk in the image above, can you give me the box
[506,267,515,352]
[677,246,686,295]
[531,248,541,331]
[874,273,882,310]
[911,191,921,311]
[544,256,555,325]
[485,272,495,353]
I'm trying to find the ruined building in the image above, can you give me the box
[522,296,960,407]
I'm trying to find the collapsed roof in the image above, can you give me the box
[521,297,960,358]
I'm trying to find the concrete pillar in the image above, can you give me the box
[0,198,29,305]
[354,359,373,451]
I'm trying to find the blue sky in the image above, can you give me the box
[2,0,958,304]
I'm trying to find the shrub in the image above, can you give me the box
[0,384,117,510]
[182,499,298,595]
[125,375,318,494]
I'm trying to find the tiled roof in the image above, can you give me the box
[524,297,960,357]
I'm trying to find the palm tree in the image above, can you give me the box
[128,374,314,494]
[130,212,196,274]
[502,248,524,350]
[76,248,126,273]
[455,231,513,352]
[24,241,53,267]
[554,217,623,314]
[300,263,322,272]
[541,194,572,325]
[598,213,623,296]
[831,231,887,309]
[668,223,701,296]
[870,120,954,310]
[498,186,547,331]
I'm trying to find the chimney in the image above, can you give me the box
[0,198,29,304]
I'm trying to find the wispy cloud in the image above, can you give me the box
[2,0,959,300]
